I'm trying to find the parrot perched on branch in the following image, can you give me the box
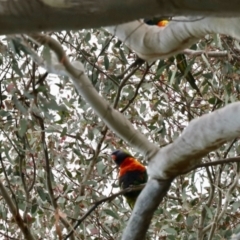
[111,149,148,209]
[144,18,202,96]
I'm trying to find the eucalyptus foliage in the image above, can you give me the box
[0,28,239,239]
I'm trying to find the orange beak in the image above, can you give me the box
[157,20,169,27]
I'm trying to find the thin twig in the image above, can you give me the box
[184,49,228,57]
[64,184,146,239]
[0,231,19,240]
[121,63,151,112]
[194,157,240,169]
[223,138,237,158]
[207,165,222,239]
[0,180,35,239]
[0,153,18,210]
[33,113,75,240]
[113,59,145,108]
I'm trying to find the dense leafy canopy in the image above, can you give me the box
[0,26,239,239]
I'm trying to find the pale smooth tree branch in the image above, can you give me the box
[1,1,240,34]
[0,1,239,239]
[148,102,240,179]
[124,103,240,239]
[28,33,159,160]
[65,155,240,239]
[122,179,172,240]
[24,33,240,240]
[184,49,228,57]
[106,17,240,61]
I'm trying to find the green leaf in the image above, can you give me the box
[96,161,105,176]
[64,183,74,194]
[61,127,67,137]
[186,216,195,227]
[232,201,240,211]
[119,49,128,64]
[88,130,94,141]
[18,118,28,137]
[12,59,23,77]
[0,110,10,117]
[37,187,47,202]
[7,166,12,175]
[114,40,122,48]
[12,96,27,114]
[204,205,213,219]
[103,209,119,219]
[161,225,177,235]
[73,148,81,156]
[84,32,91,42]
[65,168,72,178]
[208,97,217,105]
[31,198,38,214]
[42,45,52,66]
[140,103,146,114]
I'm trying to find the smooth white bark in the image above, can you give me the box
[148,102,240,179]
[28,32,240,240]
[107,17,240,61]
[29,34,159,160]
[122,179,172,240]
[124,103,240,239]
[70,61,159,157]
[1,1,240,34]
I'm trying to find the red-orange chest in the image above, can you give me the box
[119,157,146,177]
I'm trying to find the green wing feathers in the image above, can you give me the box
[119,170,148,209]
[176,54,202,96]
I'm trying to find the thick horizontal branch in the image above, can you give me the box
[122,155,240,239]
[107,18,240,61]
[1,0,240,34]
[29,33,159,160]
[122,179,172,240]
[148,102,240,179]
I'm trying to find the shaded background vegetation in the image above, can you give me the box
[0,27,239,239]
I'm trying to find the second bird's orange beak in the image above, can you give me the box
[157,20,169,27]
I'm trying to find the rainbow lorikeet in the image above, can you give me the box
[111,150,148,209]
[144,18,202,96]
